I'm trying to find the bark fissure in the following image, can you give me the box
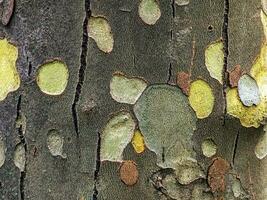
[71,0,91,137]
[222,0,229,124]
[232,131,239,166]
[93,131,101,200]
[167,63,172,84]
[16,95,27,200]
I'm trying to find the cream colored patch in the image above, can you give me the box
[138,0,161,25]
[110,73,147,104]
[205,40,224,84]
[0,38,20,101]
[88,16,114,53]
[188,80,215,119]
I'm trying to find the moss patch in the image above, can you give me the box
[188,80,215,119]
[0,38,20,101]
[36,60,69,95]
[138,0,161,25]
[88,16,114,53]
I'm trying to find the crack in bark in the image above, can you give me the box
[167,63,172,84]
[16,95,27,200]
[71,0,91,137]
[232,131,239,167]
[222,0,229,125]
[92,131,101,200]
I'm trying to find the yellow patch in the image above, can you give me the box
[131,130,145,154]
[227,44,267,128]
[188,80,215,119]
[36,60,69,95]
[205,40,224,84]
[0,38,20,101]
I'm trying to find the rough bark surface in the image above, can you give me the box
[0,0,266,200]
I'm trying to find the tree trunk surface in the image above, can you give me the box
[0,0,266,200]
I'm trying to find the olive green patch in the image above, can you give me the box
[201,138,217,158]
[36,60,69,95]
[0,38,20,101]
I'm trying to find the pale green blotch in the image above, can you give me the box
[201,138,217,158]
[88,16,114,53]
[0,38,20,101]
[205,40,224,84]
[47,130,66,158]
[101,111,136,162]
[255,125,267,160]
[134,84,204,184]
[238,74,260,106]
[138,0,161,25]
[110,73,147,104]
[188,80,215,119]
[175,0,189,6]
[13,143,26,172]
[36,60,69,95]
[0,137,6,168]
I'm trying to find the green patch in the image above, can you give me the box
[36,60,69,95]
[138,0,161,25]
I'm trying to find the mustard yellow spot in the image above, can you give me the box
[131,130,145,154]
[227,44,267,128]
[88,16,114,53]
[205,40,224,84]
[0,38,20,101]
[138,0,161,25]
[36,60,69,95]
[188,80,215,119]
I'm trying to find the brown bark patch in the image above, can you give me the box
[119,160,139,186]
[229,65,243,88]
[208,157,230,194]
[176,71,190,95]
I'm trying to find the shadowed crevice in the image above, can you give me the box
[72,0,91,137]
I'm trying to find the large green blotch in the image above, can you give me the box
[101,111,136,162]
[36,60,69,95]
[134,84,204,184]
[0,38,20,101]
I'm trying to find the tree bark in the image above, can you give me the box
[0,0,266,200]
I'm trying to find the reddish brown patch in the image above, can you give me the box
[229,65,243,88]
[119,160,138,186]
[176,72,190,95]
[208,157,230,194]
[2,0,14,25]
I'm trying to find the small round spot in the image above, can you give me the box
[201,138,217,158]
[119,160,139,186]
[36,60,69,95]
